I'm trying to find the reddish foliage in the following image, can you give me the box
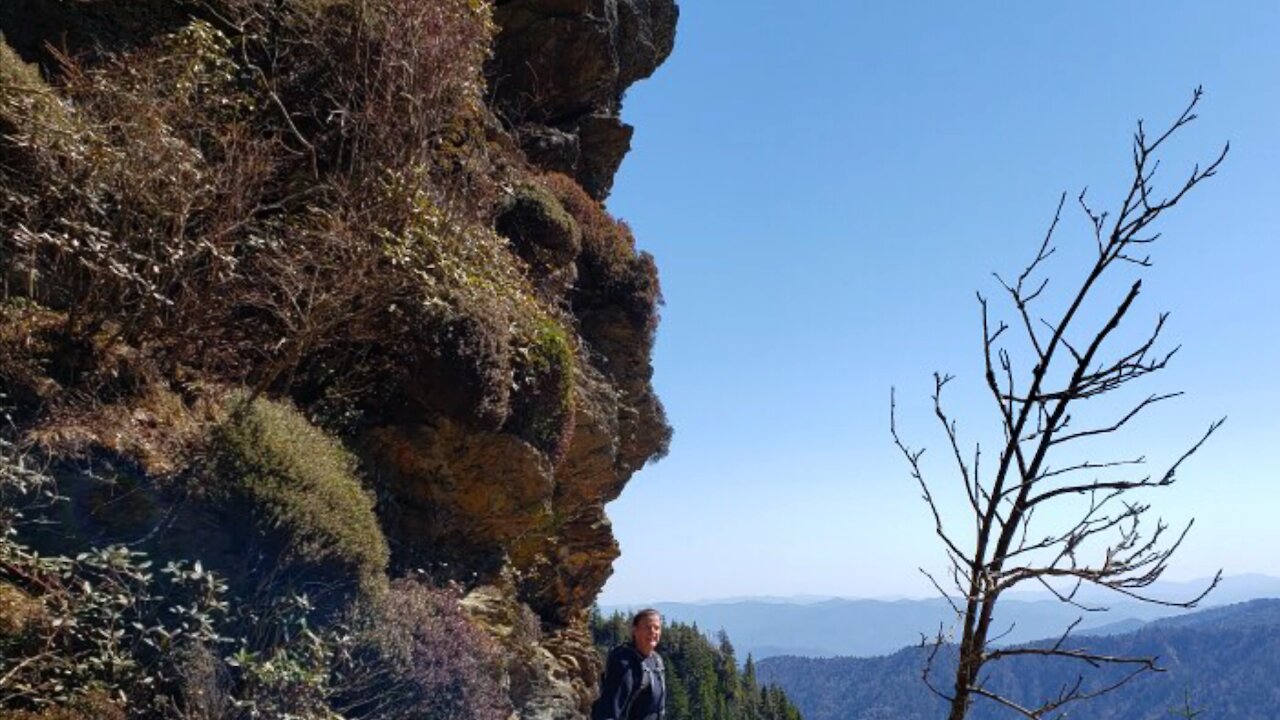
[334,579,513,720]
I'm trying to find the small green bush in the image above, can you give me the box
[211,396,389,597]
[0,582,42,638]
[0,37,68,131]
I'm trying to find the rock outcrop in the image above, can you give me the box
[488,0,679,198]
[0,1,676,716]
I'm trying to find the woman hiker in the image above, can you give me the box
[592,608,666,720]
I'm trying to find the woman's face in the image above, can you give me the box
[632,615,662,656]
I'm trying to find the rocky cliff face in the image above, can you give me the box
[489,0,678,199]
[0,1,677,717]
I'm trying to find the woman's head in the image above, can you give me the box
[631,608,662,656]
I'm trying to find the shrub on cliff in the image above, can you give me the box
[540,172,661,341]
[216,578,511,720]
[496,182,582,297]
[1,4,583,464]
[1,430,229,717]
[213,0,500,206]
[330,579,512,720]
[209,396,389,599]
[0,22,268,345]
[0,1,508,400]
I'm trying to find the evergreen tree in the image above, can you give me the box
[742,654,761,720]
[717,630,741,719]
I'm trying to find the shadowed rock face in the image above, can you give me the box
[489,0,678,198]
[0,0,194,66]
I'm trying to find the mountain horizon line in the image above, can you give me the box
[601,572,1278,609]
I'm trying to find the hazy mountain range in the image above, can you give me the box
[603,574,1280,659]
[755,598,1280,720]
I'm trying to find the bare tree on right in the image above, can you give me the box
[892,88,1228,720]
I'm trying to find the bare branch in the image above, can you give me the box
[893,389,975,569]
[897,89,1226,720]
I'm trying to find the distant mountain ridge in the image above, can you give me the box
[603,575,1280,660]
[756,598,1280,720]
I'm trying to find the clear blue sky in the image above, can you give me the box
[598,2,1280,605]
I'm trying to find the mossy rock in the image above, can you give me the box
[506,318,575,461]
[210,396,389,599]
[416,312,514,431]
[496,183,582,273]
[0,37,77,177]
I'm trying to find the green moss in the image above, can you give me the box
[507,318,575,460]
[528,320,574,405]
[0,37,40,86]
[0,38,74,145]
[381,182,580,434]
[496,183,581,272]
[212,396,389,596]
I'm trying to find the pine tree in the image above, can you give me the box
[716,630,741,719]
[742,654,761,720]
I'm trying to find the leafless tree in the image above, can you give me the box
[891,88,1228,720]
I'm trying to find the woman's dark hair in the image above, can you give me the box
[631,608,661,627]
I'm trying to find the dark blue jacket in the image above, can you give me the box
[591,643,665,720]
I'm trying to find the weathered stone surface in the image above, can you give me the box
[404,313,515,432]
[616,0,679,87]
[517,124,581,177]
[489,0,678,198]
[365,417,554,564]
[490,0,617,124]
[507,361,656,629]
[367,343,660,714]
[575,114,635,201]
[463,581,601,720]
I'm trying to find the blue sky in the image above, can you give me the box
[598,2,1280,605]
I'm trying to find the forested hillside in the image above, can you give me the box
[592,611,803,720]
[757,599,1280,720]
